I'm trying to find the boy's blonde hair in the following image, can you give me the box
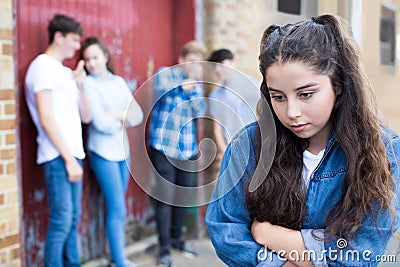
[181,40,207,58]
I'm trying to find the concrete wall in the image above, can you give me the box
[360,0,400,133]
[319,0,400,134]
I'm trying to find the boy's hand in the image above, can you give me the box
[65,157,83,182]
[181,79,197,91]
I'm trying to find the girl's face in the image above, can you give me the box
[266,62,336,153]
[82,44,108,76]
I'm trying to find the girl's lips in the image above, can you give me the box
[291,124,307,132]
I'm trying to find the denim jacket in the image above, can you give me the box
[206,122,400,267]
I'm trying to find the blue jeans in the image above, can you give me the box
[89,152,129,266]
[43,156,82,267]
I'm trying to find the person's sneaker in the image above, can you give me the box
[158,251,172,267]
[170,239,198,259]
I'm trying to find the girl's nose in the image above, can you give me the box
[286,100,301,119]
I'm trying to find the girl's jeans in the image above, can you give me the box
[89,152,130,267]
[43,156,82,267]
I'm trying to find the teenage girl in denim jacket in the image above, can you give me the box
[206,14,400,267]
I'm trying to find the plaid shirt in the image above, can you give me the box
[149,66,207,160]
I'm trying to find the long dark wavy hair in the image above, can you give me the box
[246,14,396,240]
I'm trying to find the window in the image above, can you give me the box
[278,0,301,15]
[380,5,396,66]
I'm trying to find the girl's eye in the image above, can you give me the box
[270,95,286,101]
[300,92,313,99]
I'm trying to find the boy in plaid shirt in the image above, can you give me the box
[148,40,207,267]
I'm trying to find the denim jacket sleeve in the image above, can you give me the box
[205,127,286,267]
[301,132,400,267]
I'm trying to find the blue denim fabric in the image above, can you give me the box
[43,156,82,267]
[206,122,400,267]
[89,152,130,267]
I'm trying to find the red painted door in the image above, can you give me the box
[16,0,195,265]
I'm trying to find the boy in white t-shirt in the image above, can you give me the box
[24,14,91,267]
[208,49,259,154]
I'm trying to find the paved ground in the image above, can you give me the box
[83,235,400,267]
[83,236,227,267]
[128,238,226,267]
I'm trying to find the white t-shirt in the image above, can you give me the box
[209,75,259,142]
[25,54,85,164]
[302,149,325,188]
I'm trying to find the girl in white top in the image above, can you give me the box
[81,36,142,267]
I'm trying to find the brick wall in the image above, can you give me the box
[0,0,21,266]
[203,0,265,79]
[201,0,267,185]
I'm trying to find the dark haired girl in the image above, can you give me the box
[206,14,400,266]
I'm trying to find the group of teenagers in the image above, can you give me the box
[25,11,400,267]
